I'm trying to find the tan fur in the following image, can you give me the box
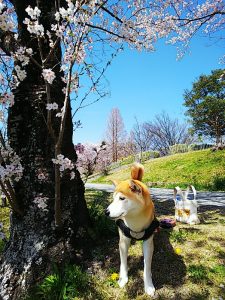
[113,163,155,230]
[108,163,157,295]
[131,163,144,181]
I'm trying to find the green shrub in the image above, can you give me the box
[0,239,5,253]
[119,155,135,166]
[210,265,225,278]
[88,202,117,236]
[169,144,193,154]
[109,151,160,171]
[141,151,160,161]
[169,143,213,155]
[86,191,117,237]
[170,229,188,243]
[210,173,225,191]
[28,265,89,300]
[188,265,209,283]
[191,143,212,151]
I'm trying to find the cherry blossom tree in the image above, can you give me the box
[75,142,109,181]
[96,145,113,175]
[0,0,224,298]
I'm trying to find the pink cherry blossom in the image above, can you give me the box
[25,6,41,20]
[52,154,75,177]
[42,69,56,84]
[46,103,59,110]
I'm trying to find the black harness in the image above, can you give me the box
[116,218,160,241]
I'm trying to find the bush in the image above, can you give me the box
[169,144,193,154]
[188,265,209,283]
[28,265,89,300]
[140,151,160,161]
[119,155,135,166]
[0,240,5,253]
[86,191,117,237]
[108,151,160,171]
[169,143,213,155]
[191,143,212,151]
[210,173,225,191]
[170,229,188,243]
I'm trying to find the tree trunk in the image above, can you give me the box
[0,1,90,299]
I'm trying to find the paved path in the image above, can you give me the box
[85,183,225,207]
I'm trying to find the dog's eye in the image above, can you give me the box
[119,196,125,201]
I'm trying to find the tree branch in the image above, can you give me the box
[0,30,16,56]
[100,5,123,24]
[175,10,225,25]
[45,82,57,142]
[85,23,125,39]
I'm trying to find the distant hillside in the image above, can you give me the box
[91,149,225,191]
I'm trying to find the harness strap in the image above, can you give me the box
[116,218,160,241]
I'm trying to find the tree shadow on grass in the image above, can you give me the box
[198,206,225,225]
[102,195,186,298]
[123,229,186,299]
[124,198,187,297]
[85,190,225,299]
[153,229,186,289]
[154,199,175,216]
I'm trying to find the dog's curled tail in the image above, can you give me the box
[131,163,144,181]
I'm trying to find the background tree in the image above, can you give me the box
[96,144,113,175]
[145,112,193,155]
[131,117,152,162]
[123,132,137,157]
[184,69,225,145]
[106,107,126,162]
[75,142,107,181]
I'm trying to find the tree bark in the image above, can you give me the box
[0,1,90,299]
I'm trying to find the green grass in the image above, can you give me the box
[25,265,91,300]
[187,265,209,283]
[26,190,225,300]
[91,149,225,191]
[2,190,225,300]
[0,205,10,252]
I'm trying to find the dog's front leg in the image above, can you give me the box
[143,235,155,296]
[118,229,131,288]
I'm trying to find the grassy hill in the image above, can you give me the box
[91,149,225,191]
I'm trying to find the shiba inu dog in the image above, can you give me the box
[105,163,159,296]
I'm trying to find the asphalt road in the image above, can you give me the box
[85,183,225,207]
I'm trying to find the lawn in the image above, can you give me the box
[91,149,225,191]
[0,205,10,253]
[1,190,225,300]
[82,190,225,300]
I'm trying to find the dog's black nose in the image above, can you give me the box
[105,208,110,216]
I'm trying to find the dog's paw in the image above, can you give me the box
[145,285,155,297]
[118,277,128,288]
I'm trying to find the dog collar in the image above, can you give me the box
[116,218,160,241]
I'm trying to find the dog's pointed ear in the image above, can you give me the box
[111,180,119,187]
[129,180,142,194]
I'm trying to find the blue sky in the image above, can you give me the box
[73,35,224,144]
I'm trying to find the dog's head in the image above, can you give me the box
[105,163,153,219]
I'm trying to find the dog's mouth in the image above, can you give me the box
[110,212,126,220]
